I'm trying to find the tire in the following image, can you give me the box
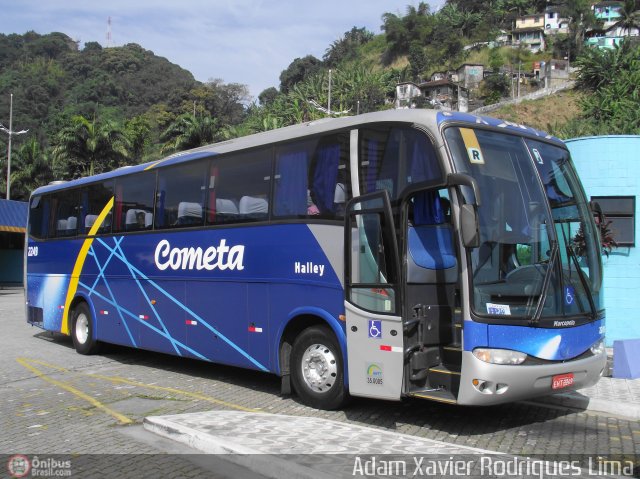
[291,325,348,410]
[71,302,101,355]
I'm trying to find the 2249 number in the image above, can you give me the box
[27,246,39,257]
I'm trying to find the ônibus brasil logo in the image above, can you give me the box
[7,455,30,478]
[154,239,245,272]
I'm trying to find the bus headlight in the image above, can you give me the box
[590,339,605,356]
[473,348,527,365]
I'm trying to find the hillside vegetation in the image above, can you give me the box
[1,0,639,200]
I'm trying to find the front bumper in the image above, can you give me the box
[457,349,607,406]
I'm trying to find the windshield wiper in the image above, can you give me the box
[530,241,559,326]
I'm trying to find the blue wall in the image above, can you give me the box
[566,136,640,344]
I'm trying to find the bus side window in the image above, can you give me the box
[155,161,207,229]
[273,132,350,220]
[274,142,311,218]
[114,172,156,233]
[308,134,350,220]
[28,195,49,239]
[359,126,442,201]
[209,148,272,225]
[84,181,114,235]
[50,190,80,238]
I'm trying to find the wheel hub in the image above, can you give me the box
[301,343,338,393]
[75,313,89,345]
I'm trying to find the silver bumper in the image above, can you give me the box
[457,350,607,406]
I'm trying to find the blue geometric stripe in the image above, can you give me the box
[78,281,207,360]
[92,237,268,371]
[113,240,182,356]
[84,238,138,347]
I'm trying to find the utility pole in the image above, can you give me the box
[517,60,521,98]
[327,69,332,116]
[0,94,29,200]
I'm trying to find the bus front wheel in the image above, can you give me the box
[291,325,347,410]
[71,302,101,355]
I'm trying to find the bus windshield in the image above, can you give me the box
[445,127,603,325]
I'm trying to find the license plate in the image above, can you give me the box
[552,373,574,390]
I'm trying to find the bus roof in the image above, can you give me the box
[32,109,562,196]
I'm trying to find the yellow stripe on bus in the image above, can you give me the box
[60,197,114,335]
[144,160,164,170]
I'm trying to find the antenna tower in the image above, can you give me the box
[106,16,113,47]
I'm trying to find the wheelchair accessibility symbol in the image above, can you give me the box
[564,286,575,306]
[368,320,382,339]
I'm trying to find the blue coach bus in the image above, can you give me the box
[25,110,606,409]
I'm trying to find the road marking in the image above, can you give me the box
[17,357,258,414]
[21,357,69,371]
[16,357,133,425]
[86,373,259,413]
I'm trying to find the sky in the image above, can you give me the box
[0,0,445,100]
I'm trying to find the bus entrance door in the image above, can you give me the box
[344,191,403,400]
[403,189,460,404]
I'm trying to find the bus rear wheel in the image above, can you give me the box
[291,325,347,410]
[71,302,101,355]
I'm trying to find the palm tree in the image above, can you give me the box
[51,115,130,179]
[8,138,54,200]
[559,0,599,58]
[160,113,221,153]
[610,0,640,36]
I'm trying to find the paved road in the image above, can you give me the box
[1,289,638,476]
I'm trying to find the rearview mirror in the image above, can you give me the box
[460,204,479,248]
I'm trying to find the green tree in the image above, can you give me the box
[279,55,323,93]
[572,43,640,134]
[558,0,599,59]
[408,43,428,79]
[160,113,222,153]
[124,115,152,163]
[609,0,640,36]
[381,3,435,63]
[258,87,279,107]
[51,115,130,179]
[323,27,374,67]
[6,138,54,200]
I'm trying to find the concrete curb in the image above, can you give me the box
[144,416,334,479]
[143,411,500,479]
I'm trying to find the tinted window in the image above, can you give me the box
[156,162,207,229]
[359,126,442,200]
[273,133,350,220]
[28,196,48,239]
[50,190,80,238]
[592,196,635,246]
[114,172,156,232]
[84,181,114,235]
[208,149,272,224]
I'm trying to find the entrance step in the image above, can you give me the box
[427,364,461,396]
[442,344,462,366]
[407,388,457,404]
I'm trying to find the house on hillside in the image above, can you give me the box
[539,59,569,88]
[592,1,623,25]
[417,79,469,112]
[455,64,484,90]
[394,82,422,109]
[513,14,546,51]
[585,1,638,49]
[544,6,570,33]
